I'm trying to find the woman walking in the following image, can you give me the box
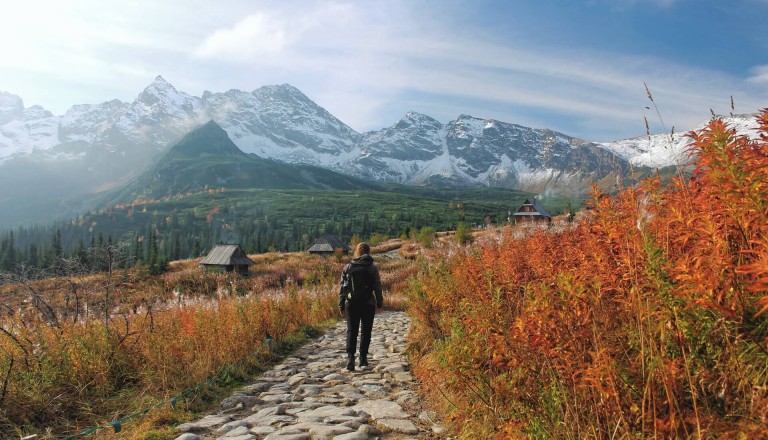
[339,242,383,371]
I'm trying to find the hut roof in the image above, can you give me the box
[200,244,255,266]
[513,198,552,218]
[308,235,349,253]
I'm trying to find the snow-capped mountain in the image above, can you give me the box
[203,84,359,164]
[0,76,759,228]
[599,113,762,168]
[0,92,59,159]
[348,112,626,192]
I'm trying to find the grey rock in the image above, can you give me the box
[352,399,408,419]
[220,425,251,437]
[297,405,356,420]
[249,425,277,436]
[177,415,232,432]
[419,410,439,423]
[357,424,383,435]
[243,414,296,426]
[217,420,250,433]
[377,418,420,434]
[308,424,355,437]
[433,424,449,434]
[259,393,293,403]
[322,373,346,381]
[222,394,261,411]
[263,429,310,440]
[174,434,199,440]
[334,432,370,440]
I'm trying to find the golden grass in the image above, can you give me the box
[0,243,416,438]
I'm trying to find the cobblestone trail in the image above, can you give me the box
[174,311,448,440]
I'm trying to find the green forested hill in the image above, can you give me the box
[101,121,379,204]
[3,186,541,271]
[0,120,578,271]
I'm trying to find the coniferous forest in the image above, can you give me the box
[0,187,561,274]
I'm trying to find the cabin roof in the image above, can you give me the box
[308,235,349,253]
[200,244,255,266]
[513,198,552,218]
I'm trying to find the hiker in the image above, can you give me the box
[339,242,383,371]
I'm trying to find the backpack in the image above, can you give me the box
[342,264,374,305]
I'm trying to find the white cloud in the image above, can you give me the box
[748,65,768,84]
[2,0,765,141]
[194,13,290,59]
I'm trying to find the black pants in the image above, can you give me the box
[346,303,376,358]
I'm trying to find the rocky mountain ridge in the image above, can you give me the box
[0,76,759,228]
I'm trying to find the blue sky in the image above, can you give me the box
[1,0,766,141]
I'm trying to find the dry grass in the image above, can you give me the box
[407,112,768,438]
[0,242,416,438]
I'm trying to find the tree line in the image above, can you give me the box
[0,185,536,277]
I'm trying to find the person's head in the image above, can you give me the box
[354,242,371,257]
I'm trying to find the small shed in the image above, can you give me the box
[308,235,350,257]
[200,244,255,275]
[513,198,552,223]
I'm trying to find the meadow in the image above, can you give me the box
[0,242,414,438]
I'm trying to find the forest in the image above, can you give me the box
[0,186,565,274]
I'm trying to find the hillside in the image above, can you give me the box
[101,120,378,204]
[5,186,544,270]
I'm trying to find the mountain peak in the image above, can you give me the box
[252,83,308,102]
[403,110,435,121]
[0,92,25,124]
[165,120,247,159]
[141,75,178,96]
[152,75,171,86]
[395,111,443,130]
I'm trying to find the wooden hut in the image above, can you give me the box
[513,198,552,223]
[307,235,349,257]
[200,244,255,275]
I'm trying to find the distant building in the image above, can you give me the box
[308,235,350,257]
[513,198,552,223]
[200,244,255,275]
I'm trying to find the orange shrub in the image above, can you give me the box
[408,110,768,439]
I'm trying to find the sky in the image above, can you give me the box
[1,0,767,141]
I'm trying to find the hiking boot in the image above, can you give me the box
[346,355,355,371]
[359,356,368,367]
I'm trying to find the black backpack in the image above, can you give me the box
[343,264,374,305]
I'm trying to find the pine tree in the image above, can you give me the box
[75,239,88,267]
[27,242,39,268]
[172,234,181,261]
[134,235,144,265]
[52,229,63,258]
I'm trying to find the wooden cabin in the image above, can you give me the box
[307,235,350,257]
[513,198,552,223]
[200,244,255,275]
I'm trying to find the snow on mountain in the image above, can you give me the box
[347,112,625,192]
[108,75,206,148]
[2,75,762,212]
[0,93,59,160]
[59,100,129,143]
[204,84,359,165]
[0,92,25,125]
[599,113,762,168]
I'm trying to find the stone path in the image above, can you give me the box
[174,311,449,440]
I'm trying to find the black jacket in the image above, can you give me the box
[339,254,383,310]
